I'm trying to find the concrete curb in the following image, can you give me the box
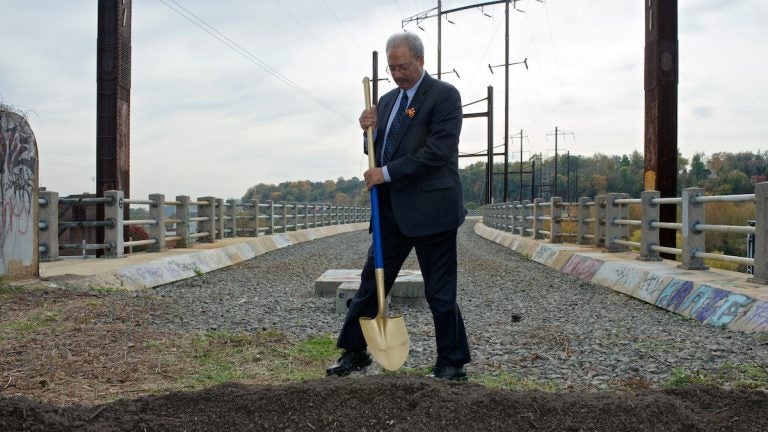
[474,223,768,333]
[41,223,368,290]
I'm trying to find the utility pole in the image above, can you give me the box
[503,1,509,202]
[644,0,678,259]
[402,0,536,203]
[511,129,531,202]
[546,127,574,199]
[460,87,496,205]
[97,0,132,255]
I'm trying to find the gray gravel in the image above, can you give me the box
[151,220,768,390]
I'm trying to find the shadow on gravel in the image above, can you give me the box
[2,375,767,431]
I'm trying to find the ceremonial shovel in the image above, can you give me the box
[358,77,410,371]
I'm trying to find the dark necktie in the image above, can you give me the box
[383,91,409,163]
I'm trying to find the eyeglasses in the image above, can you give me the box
[386,61,415,74]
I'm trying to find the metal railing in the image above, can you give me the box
[482,183,768,285]
[38,190,370,260]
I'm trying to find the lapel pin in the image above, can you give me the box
[406,107,416,118]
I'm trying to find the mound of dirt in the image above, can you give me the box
[2,375,767,431]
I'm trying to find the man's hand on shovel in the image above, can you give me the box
[359,104,383,190]
[364,168,384,190]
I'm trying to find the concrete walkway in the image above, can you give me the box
[40,223,368,290]
[474,223,768,333]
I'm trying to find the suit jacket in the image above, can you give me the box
[371,73,466,237]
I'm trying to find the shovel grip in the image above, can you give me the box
[362,77,376,170]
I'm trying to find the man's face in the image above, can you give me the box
[387,43,424,91]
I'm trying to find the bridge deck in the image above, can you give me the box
[38,219,768,333]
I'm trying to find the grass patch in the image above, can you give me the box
[174,331,340,388]
[0,311,62,331]
[0,278,23,295]
[475,371,559,392]
[666,363,768,389]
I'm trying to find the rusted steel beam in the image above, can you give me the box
[96,0,131,254]
[644,0,678,258]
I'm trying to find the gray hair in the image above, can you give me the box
[386,32,425,58]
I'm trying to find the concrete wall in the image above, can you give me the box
[0,107,39,280]
[475,223,768,333]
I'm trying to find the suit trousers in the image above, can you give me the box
[337,187,471,367]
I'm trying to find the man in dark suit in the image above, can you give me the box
[326,32,470,381]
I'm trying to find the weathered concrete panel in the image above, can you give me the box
[0,107,39,280]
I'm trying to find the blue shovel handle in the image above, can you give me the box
[369,185,384,270]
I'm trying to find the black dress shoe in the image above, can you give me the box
[429,364,467,381]
[326,350,372,377]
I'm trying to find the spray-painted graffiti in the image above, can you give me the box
[562,255,603,281]
[638,273,667,303]
[656,281,755,327]
[532,245,558,266]
[655,279,693,311]
[738,301,768,332]
[0,107,38,278]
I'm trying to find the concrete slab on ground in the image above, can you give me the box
[315,269,425,301]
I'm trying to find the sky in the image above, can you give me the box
[1,0,766,201]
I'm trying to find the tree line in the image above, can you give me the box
[242,150,768,208]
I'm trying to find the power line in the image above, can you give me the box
[158,0,351,122]
[320,0,365,54]
[272,0,353,70]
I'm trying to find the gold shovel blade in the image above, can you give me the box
[359,314,410,371]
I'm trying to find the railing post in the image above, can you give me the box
[488,203,495,229]
[577,197,590,245]
[214,198,224,239]
[508,201,518,234]
[605,193,629,252]
[197,196,216,243]
[148,193,166,252]
[280,201,288,232]
[308,202,313,228]
[749,182,768,284]
[267,200,275,234]
[679,187,708,269]
[176,195,191,247]
[226,199,238,238]
[594,195,607,248]
[499,203,506,231]
[39,191,59,261]
[104,190,124,258]
[249,199,260,237]
[293,202,300,230]
[521,200,532,237]
[550,197,563,243]
[638,190,661,261]
[532,198,543,239]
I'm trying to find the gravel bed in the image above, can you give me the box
[151,220,768,390]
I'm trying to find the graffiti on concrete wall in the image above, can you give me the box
[656,280,755,327]
[0,107,39,278]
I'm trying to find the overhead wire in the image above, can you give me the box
[523,0,557,128]
[272,0,354,70]
[158,0,351,122]
[320,0,365,54]
[542,0,568,126]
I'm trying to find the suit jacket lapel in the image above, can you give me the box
[389,74,433,157]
